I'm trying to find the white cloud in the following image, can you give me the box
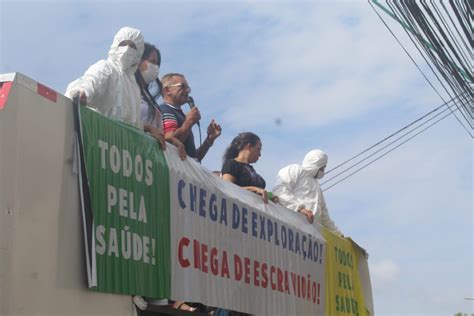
[213,1,448,130]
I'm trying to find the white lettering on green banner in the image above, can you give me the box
[80,107,170,298]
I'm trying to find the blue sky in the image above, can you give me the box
[1,1,472,315]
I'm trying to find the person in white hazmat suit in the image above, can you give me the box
[272,149,343,236]
[66,27,157,136]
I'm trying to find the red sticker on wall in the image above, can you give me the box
[37,83,57,103]
[0,81,13,110]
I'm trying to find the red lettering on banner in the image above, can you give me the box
[221,251,230,278]
[244,257,251,284]
[312,282,317,303]
[178,237,190,268]
[270,266,276,290]
[317,283,321,304]
[296,275,301,297]
[302,275,306,298]
[253,260,260,287]
[291,272,297,294]
[261,263,268,288]
[201,243,209,273]
[193,239,201,269]
[234,255,242,281]
[277,267,284,292]
[284,271,290,294]
[210,247,218,275]
[175,236,322,306]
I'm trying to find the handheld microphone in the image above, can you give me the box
[187,96,196,109]
[187,96,201,130]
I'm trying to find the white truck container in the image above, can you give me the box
[0,73,133,316]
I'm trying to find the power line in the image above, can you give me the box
[322,106,458,191]
[391,1,473,116]
[324,94,467,177]
[384,0,473,132]
[323,103,462,186]
[370,0,473,136]
[320,2,472,191]
[322,99,466,185]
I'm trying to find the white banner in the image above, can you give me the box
[165,149,327,315]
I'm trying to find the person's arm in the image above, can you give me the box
[222,173,269,204]
[222,173,236,183]
[165,134,187,160]
[167,107,200,143]
[196,119,221,162]
[241,186,269,204]
[272,166,305,212]
[143,124,166,149]
[65,60,111,107]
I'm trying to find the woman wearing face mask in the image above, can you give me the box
[222,132,278,204]
[135,43,186,160]
[65,27,165,149]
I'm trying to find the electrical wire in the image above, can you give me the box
[324,93,468,178]
[322,106,459,191]
[369,0,473,137]
[322,97,469,188]
[388,0,471,123]
[398,1,473,125]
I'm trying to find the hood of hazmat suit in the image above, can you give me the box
[65,27,144,128]
[272,149,342,236]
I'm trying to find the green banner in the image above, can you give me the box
[80,107,170,298]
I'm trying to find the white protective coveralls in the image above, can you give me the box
[66,27,144,128]
[272,149,342,236]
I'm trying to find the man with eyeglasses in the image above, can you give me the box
[159,73,222,162]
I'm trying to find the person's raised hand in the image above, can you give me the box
[207,119,222,141]
[74,90,88,106]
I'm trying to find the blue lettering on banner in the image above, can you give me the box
[175,178,325,265]
[267,217,274,243]
[232,203,240,230]
[295,232,300,255]
[302,235,307,260]
[288,228,294,252]
[178,179,186,209]
[209,193,218,222]
[251,211,258,238]
[219,198,227,226]
[199,188,206,218]
[281,225,287,249]
[190,183,197,213]
[241,207,248,234]
[259,215,266,240]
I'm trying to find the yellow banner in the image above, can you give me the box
[323,228,371,316]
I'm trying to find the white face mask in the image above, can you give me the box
[116,45,140,70]
[141,61,160,84]
[316,169,325,179]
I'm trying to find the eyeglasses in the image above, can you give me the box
[166,83,191,92]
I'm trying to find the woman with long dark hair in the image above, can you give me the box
[133,44,193,312]
[222,132,278,203]
[135,43,186,160]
